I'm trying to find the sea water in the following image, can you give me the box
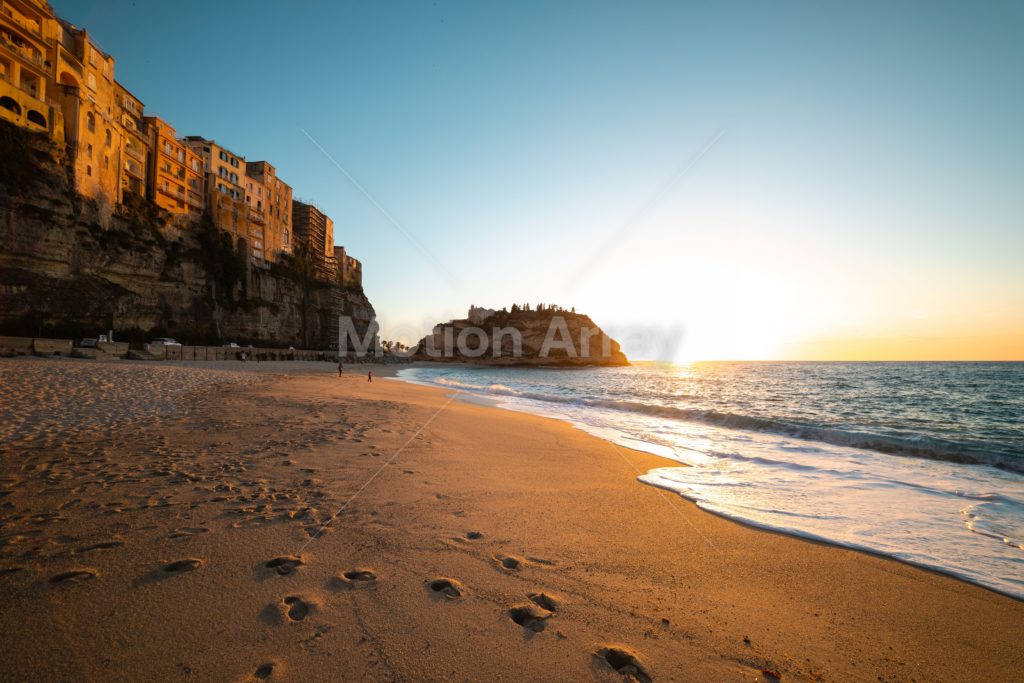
[397,361,1024,599]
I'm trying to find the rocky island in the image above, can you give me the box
[414,304,629,366]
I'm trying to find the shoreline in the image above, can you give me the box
[1,357,1022,680]
[389,366,1024,606]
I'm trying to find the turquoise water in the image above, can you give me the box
[398,361,1024,599]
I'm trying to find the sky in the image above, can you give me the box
[54,0,1024,360]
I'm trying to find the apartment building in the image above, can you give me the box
[1,3,364,282]
[292,200,335,281]
[333,245,363,288]
[145,116,202,220]
[184,136,254,256]
[245,160,293,262]
[115,80,148,199]
[53,19,124,205]
[0,0,63,141]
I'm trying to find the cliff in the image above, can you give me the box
[414,306,629,367]
[0,121,374,349]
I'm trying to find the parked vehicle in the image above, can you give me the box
[151,338,181,346]
[79,338,98,348]
[223,342,240,348]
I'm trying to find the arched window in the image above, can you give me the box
[27,110,46,127]
[86,112,95,132]
[0,96,21,114]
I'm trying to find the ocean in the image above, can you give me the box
[397,361,1024,599]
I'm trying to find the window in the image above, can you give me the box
[86,165,92,176]
[86,143,93,158]
[103,155,108,168]
[219,151,227,161]
[230,172,238,183]
[105,129,111,147]
[86,112,95,132]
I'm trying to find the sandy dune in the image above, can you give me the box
[0,358,1021,682]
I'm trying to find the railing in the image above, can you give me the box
[0,34,44,66]
[125,143,145,161]
[0,74,47,106]
[124,159,144,178]
[0,5,42,38]
[58,44,83,74]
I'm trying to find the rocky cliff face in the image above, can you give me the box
[414,307,629,367]
[0,121,374,348]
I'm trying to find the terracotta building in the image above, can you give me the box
[333,245,362,288]
[245,160,293,264]
[292,200,336,281]
[183,136,252,256]
[145,116,202,221]
[54,18,123,208]
[0,0,63,141]
[115,80,148,200]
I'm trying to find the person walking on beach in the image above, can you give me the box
[338,359,343,377]
[367,369,373,383]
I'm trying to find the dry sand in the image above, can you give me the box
[1,357,1021,682]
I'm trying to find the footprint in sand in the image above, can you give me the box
[248,661,277,680]
[49,569,97,584]
[330,568,377,589]
[162,558,203,573]
[168,527,210,539]
[283,596,312,621]
[76,540,124,553]
[0,566,28,578]
[509,592,560,632]
[528,592,560,612]
[426,577,464,600]
[264,556,304,575]
[494,554,523,571]
[596,645,651,683]
[509,604,553,632]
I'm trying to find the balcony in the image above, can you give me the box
[0,32,44,69]
[187,192,204,209]
[57,44,82,76]
[249,208,265,224]
[123,158,144,180]
[125,142,145,161]
[0,5,43,39]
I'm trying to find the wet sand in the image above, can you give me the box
[1,357,1021,682]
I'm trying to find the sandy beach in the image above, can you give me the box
[1,357,1021,682]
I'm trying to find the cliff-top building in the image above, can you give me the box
[0,0,62,141]
[184,136,251,252]
[292,200,336,281]
[54,18,124,207]
[115,81,148,200]
[245,160,293,264]
[145,116,203,221]
[333,245,362,288]
[2,2,362,282]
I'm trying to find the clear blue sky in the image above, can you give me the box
[55,0,1024,359]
